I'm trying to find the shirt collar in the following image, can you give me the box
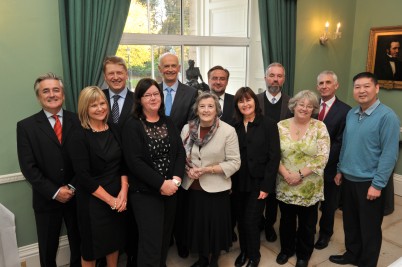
[44,108,63,118]
[321,95,336,107]
[163,80,179,91]
[265,91,282,102]
[109,88,128,99]
[354,99,381,116]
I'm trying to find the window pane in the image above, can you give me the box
[117,44,247,94]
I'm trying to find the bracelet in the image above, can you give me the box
[211,166,215,174]
[122,181,129,188]
[111,198,117,210]
[298,170,305,179]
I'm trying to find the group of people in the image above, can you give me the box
[17,53,399,267]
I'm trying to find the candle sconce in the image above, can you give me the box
[319,21,342,45]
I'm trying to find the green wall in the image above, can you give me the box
[0,0,63,246]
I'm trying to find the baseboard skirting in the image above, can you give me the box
[19,236,70,267]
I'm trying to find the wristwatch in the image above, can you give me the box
[172,178,181,187]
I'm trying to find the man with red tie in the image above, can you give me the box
[17,73,81,267]
[314,70,350,250]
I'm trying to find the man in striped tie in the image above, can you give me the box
[16,73,81,267]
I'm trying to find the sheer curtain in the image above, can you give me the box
[59,0,130,111]
[258,0,297,96]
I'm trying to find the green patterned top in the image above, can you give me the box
[276,118,330,207]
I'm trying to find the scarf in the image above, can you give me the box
[183,117,220,170]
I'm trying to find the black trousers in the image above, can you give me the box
[173,187,188,249]
[278,201,318,261]
[264,193,278,228]
[342,179,384,267]
[130,191,176,267]
[34,204,81,267]
[318,178,340,238]
[235,190,265,260]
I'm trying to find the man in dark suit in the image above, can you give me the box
[374,40,402,81]
[102,56,134,128]
[17,73,81,267]
[158,52,198,258]
[256,62,292,243]
[314,70,351,250]
[207,65,235,125]
[158,52,198,132]
[102,56,136,267]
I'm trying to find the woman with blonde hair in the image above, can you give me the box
[69,86,128,267]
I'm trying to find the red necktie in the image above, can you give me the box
[318,102,326,121]
[52,115,62,143]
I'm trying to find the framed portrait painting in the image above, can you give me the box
[366,26,402,89]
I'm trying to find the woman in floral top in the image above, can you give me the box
[275,90,330,267]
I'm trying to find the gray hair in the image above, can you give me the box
[193,92,222,117]
[317,70,338,84]
[33,73,64,96]
[288,90,320,115]
[265,62,286,76]
[158,52,178,65]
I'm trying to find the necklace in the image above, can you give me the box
[90,123,108,132]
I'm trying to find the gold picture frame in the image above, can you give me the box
[366,26,402,89]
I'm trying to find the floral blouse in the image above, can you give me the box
[276,118,330,207]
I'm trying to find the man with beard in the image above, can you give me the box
[257,62,292,243]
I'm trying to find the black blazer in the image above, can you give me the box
[160,81,198,131]
[68,124,125,193]
[320,97,351,181]
[257,91,293,121]
[233,115,280,193]
[17,110,80,212]
[220,93,235,126]
[374,56,402,81]
[103,88,134,129]
[121,116,185,193]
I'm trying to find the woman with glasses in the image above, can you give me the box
[122,78,185,267]
[275,90,330,267]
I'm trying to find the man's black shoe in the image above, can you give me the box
[314,235,330,250]
[276,253,292,265]
[329,255,357,265]
[265,226,277,242]
[245,258,260,267]
[295,259,308,267]
[235,252,247,267]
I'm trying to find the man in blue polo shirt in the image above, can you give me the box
[329,72,399,267]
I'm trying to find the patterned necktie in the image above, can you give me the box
[112,95,120,123]
[165,87,173,116]
[52,115,62,143]
[318,102,326,121]
[271,97,276,104]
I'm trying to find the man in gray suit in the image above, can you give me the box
[257,62,292,243]
[158,52,198,258]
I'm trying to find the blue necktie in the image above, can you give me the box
[165,87,172,116]
[112,95,120,123]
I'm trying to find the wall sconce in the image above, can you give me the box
[319,21,342,45]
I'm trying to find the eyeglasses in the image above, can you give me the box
[142,92,160,99]
[210,77,227,82]
[297,103,314,110]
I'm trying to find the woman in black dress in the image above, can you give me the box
[232,87,280,267]
[122,78,185,267]
[69,86,128,267]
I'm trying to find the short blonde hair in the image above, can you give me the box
[78,86,109,129]
[288,90,320,115]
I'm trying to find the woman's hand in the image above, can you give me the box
[187,168,201,179]
[160,180,178,196]
[284,171,302,186]
[116,190,128,212]
[257,191,268,200]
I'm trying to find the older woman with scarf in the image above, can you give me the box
[181,92,240,267]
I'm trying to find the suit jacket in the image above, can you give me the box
[122,116,185,193]
[103,88,134,129]
[220,93,235,125]
[257,91,293,121]
[17,110,80,212]
[233,115,280,193]
[160,81,198,132]
[319,97,351,181]
[180,120,241,192]
[374,56,402,81]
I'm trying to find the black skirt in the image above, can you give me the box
[186,189,232,255]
